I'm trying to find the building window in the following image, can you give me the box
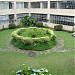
[24,2,28,8]
[31,2,40,8]
[50,1,57,9]
[9,2,12,9]
[42,1,48,8]
[16,2,24,9]
[31,13,47,22]
[50,14,74,26]
[17,13,29,21]
[0,15,9,25]
[59,1,75,9]
[0,2,13,10]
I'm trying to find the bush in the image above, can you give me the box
[15,65,51,75]
[51,34,56,40]
[20,16,37,27]
[40,37,50,43]
[12,27,56,47]
[9,23,16,29]
[21,37,33,45]
[36,22,43,27]
[54,25,63,31]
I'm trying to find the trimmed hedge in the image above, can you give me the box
[12,27,56,45]
[36,22,43,27]
[54,25,63,31]
[9,23,16,29]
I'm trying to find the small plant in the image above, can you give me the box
[54,25,63,31]
[9,23,16,29]
[36,22,43,27]
[15,64,51,75]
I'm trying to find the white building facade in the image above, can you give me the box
[0,0,75,31]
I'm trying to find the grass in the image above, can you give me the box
[11,39,57,51]
[0,29,15,48]
[0,51,75,75]
[55,31,75,48]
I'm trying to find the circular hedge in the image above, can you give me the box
[11,27,57,50]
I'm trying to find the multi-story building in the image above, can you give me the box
[0,0,75,31]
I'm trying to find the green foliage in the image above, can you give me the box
[9,23,16,29]
[39,36,50,43]
[11,27,57,50]
[21,37,33,45]
[36,22,43,27]
[16,65,50,75]
[12,27,56,44]
[54,25,63,31]
[20,16,37,27]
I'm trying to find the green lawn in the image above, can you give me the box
[0,29,15,48]
[55,31,75,48]
[0,29,75,75]
[0,51,75,75]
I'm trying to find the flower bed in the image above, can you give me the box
[11,27,57,50]
[12,27,56,44]
[15,64,51,75]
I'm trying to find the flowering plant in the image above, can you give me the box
[15,64,51,75]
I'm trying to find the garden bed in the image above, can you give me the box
[11,27,57,51]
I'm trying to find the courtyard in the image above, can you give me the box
[0,28,75,75]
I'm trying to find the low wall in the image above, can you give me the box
[43,22,74,32]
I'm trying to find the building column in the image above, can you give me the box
[47,1,50,22]
[40,2,42,8]
[28,2,31,16]
[48,1,50,9]
[57,1,59,9]
[14,0,17,20]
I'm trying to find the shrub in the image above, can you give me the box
[12,27,57,49]
[21,37,33,45]
[51,34,56,40]
[36,22,43,27]
[15,65,51,75]
[40,37,50,43]
[54,25,63,31]
[20,16,37,27]
[9,23,16,29]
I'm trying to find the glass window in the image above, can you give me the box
[50,14,74,26]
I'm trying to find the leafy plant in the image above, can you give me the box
[36,22,43,27]
[9,23,16,29]
[20,16,37,27]
[54,25,63,31]
[15,64,51,75]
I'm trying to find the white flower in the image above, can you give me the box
[23,64,25,66]
[33,69,40,72]
[49,74,51,75]
[45,69,48,72]
[28,67,30,70]
[31,73,36,75]
[41,74,44,75]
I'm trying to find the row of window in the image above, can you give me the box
[50,14,74,26]
[0,1,75,10]
[0,14,74,26]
